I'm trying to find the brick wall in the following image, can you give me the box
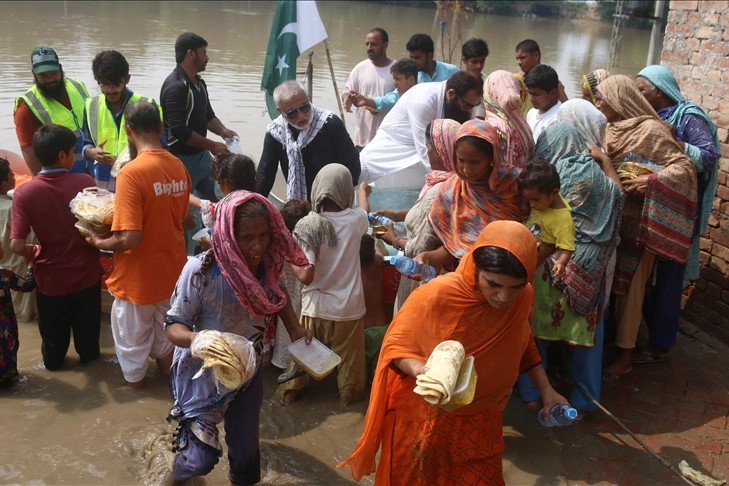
[661,1,729,342]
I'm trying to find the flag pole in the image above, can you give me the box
[323,39,345,122]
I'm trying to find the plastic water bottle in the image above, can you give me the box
[368,213,407,238]
[624,151,657,166]
[390,256,437,282]
[225,136,243,155]
[538,404,578,427]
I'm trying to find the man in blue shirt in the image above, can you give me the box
[406,34,460,84]
[350,58,418,115]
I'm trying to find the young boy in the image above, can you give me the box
[518,158,574,279]
[10,125,104,370]
[462,38,489,81]
[524,65,562,143]
[515,39,568,112]
[351,58,418,115]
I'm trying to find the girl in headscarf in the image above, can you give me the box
[366,119,461,312]
[164,191,312,484]
[593,74,697,382]
[581,69,611,105]
[515,121,623,418]
[483,70,535,168]
[339,221,569,485]
[633,65,720,364]
[274,163,369,405]
[424,120,530,270]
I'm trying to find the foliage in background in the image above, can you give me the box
[434,0,471,64]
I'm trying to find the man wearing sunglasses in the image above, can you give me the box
[256,81,360,202]
[360,71,483,190]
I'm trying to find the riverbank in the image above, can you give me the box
[3,313,729,484]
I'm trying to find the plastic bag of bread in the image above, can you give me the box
[191,329,258,393]
[70,187,115,235]
[110,146,132,178]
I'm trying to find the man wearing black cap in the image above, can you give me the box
[14,46,90,175]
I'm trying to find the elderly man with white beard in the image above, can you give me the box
[256,81,361,201]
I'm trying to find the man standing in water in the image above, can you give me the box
[82,50,163,191]
[256,80,360,201]
[342,28,396,150]
[160,33,237,250]
[13,46,90,175]
[86,102,190,389]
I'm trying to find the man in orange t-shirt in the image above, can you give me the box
[87,101,190,388]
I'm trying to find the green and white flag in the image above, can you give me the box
[261,0,327,119]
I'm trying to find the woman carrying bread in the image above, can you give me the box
[163,191,312,485]
[339,221,569,485]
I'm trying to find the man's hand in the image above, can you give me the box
[211,141,229,157]
[85,140,115,165]
[182,213,197,231]
[220,128,238,141]
[343,93,354,112]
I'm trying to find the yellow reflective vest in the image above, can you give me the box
[15,77,89,161]
[85,91,162,158]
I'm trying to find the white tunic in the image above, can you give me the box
[343,59,396,147]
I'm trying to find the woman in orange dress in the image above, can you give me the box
[340,220,569,485]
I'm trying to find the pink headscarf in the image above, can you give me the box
[483,70,535,168]
[418,119,461,201]
[212,190,309,317]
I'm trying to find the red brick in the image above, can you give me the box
[671,0,699,9]
[707,281,723,298]
[687,287,717,309]
[717,184,729,201]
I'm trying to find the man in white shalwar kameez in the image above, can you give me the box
[359,71,483,190]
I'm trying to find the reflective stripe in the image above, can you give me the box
[22,91,53,125]
[66,77,88,98]
[88,97,100,145]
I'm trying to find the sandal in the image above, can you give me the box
[631,349,670,364]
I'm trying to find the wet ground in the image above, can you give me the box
[2,309,729,485]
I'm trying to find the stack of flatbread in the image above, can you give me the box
[414,340,465,406]
[191,330,255,390]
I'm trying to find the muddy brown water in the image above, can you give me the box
[0,2,659,484]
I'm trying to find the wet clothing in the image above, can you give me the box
[0,194,36,322]
[0,268,35,382]
[340,221,541,485]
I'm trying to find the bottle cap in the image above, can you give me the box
[390,256,400,265]
[566,407,577,419]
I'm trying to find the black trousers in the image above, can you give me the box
[36,280,102,370]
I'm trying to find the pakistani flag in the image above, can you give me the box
[261,0,328,119]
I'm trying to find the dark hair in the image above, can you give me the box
[524,64,558,92]
[462,38,489,59]
[424,121,434,148]
[280,199,311,232]
[518,157,561,194]
[369,27,389,44]
[0,158,10,184]
[515,39,540,55]
[91,50,129,84]
[473,245,527,279]
[360,233,376,266]
[175,32,208,64]
[446,71,484,97]
[391,58,418,80]
[124,101,161,134]
[211,154,256,192]
[455,135,494,158]
[406,33,434,54]
[33,125,76,167]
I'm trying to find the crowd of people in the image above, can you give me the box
[0,24,720,486]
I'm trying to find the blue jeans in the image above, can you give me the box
[516,310,604,412]
[177,151,216,254]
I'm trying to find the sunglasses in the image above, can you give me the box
[460,96,479,111]
[284,102,312,119]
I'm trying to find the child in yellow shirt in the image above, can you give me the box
[518,158,574,279]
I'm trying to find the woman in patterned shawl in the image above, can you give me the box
[164,191,312,484]
[634,65,720,363]
[483,70,535,168]
[593,74,697,382]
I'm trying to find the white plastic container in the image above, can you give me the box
[441,356,477,411]
[288,337,341,380]
[192,227,212,244]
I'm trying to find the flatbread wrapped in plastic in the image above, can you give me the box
[413,340,465,405]
[70,187,115,235]
[191,329,257,391]
[110,146,132,178]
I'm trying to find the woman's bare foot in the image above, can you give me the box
[603,348,633,383]
[127,378,146,389]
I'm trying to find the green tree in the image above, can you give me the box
[474,0,520,16]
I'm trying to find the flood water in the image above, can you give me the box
[0,2,658,484]
[0,0,654,199]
